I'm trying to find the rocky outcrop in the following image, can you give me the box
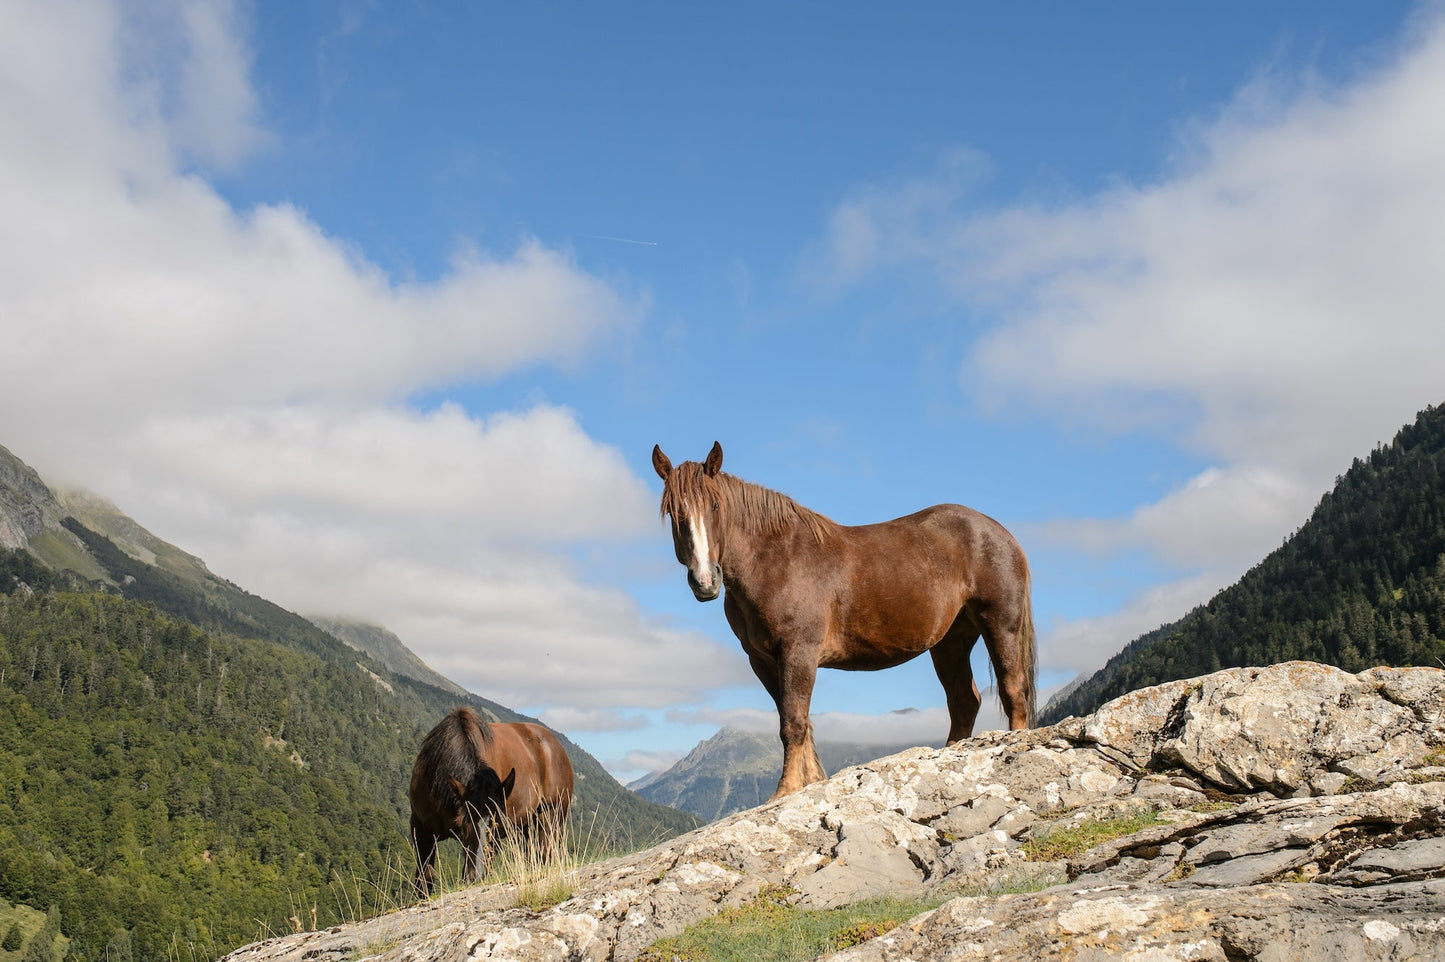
[221,662,1445,962]
[306,615,469,697]
[0,444,112,582]
[0,443,64,549]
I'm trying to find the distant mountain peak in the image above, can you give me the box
[307,615,467,697]
[634,725,931,823]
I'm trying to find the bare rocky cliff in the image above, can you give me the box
[222,661,1445,962]
[0,444,117,584]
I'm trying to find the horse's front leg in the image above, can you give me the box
[411,818,437,898]
[459,810,496,883]
[734,596,828,799]
[460,827,483,883]
[772,649,827,798]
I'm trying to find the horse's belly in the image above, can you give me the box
[820,582,962,669]
[818,630,934,671]
[819,646,922,671]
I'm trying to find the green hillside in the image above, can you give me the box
[22,511,696,852]
[0,588,417,958]
[1040,403,1445,724]
[0,467,696,962]
[0,563,694,962]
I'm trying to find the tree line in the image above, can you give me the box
[1041,402,1445,724]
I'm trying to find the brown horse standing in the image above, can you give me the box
[408,707,574,896]
[653,441,1036,799]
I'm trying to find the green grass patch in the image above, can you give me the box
[635,891,941,962]
[633,864,1071,962]
[1021,808,1165,862]
[0,902,45,962]
[0,901,68,962]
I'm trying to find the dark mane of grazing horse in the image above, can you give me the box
[660,467,836,545]
[416,707,494,809]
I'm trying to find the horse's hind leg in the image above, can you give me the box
[978,610,1033,730]
[930,621,982,744]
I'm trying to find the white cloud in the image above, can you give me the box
[1,4,636,433]
[1037,465,1314,574]
[539,708,650,733]
[1035,574,1226,676]
[133,403,653,540]
[814,11,1445,586]
[670,699,1014,745]
[611,749,685,781]
[122,0,270,169]
[803,146,992,291]
[0,0,744,718]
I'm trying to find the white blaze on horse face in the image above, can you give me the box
[687,510,714,590]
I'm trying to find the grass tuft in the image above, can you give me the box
[1021,807,1165,862]
[635,892,942,962]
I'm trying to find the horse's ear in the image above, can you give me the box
[704,441,723,477]
[652,445,673,480]
[500,768,516,797]
[449,775,467,802]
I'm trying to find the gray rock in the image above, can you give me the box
[1332,836,1445,885]
[218,663,1445,962]
[825,880,1445,961]
[797,820,924,908]
[1186,847,1305,887]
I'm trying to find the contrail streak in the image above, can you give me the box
[575,233,658,246]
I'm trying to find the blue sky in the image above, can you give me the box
[3,0,1443,782]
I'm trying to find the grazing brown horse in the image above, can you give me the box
[653,441,1036,799]
[408,707,574,896]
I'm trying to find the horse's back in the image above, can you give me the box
[491,722,574,818]
[874,502,1018,544]
[843,503,1026,586]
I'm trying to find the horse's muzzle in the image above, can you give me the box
[688,563,723,602]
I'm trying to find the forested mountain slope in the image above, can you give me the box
[0,446,696,962]
[1040,403,1445,724]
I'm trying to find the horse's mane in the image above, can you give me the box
[661,466,836,544]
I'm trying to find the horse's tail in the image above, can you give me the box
[1020,564,1038,727]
